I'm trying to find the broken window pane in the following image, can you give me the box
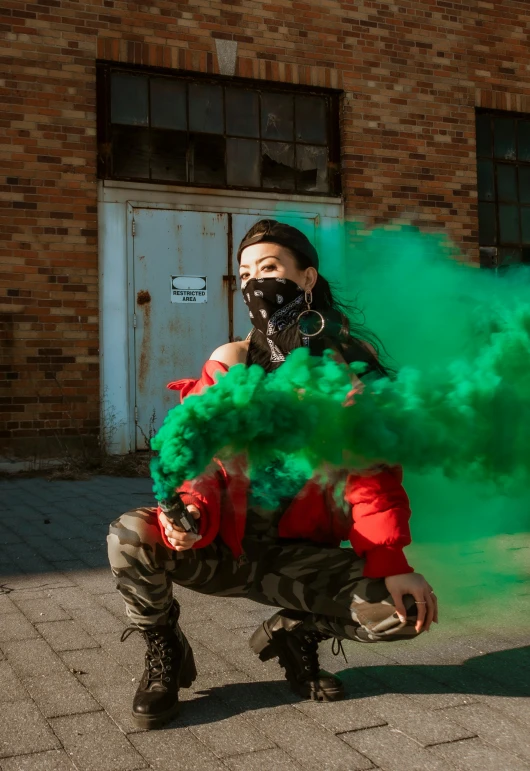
[496,164,517,202]
[295,96,327,144]
[189,84,223,134]
[517,120,530,161]
[498,204,520,243]
[111,126,150,178]
[477,160,494,201]
[475,114,492,157]
[497,246,522,269]
[111,73,149,126]
[494,118,516,160]
[227,138,260,187]
[150,129,187,182]
[519,166,530,204]
[478,201,496,244]
[151,79,187,131]
[261,93,294,141]
[189,134,225,185]
[296,145,328,193]
[226,89,259,138]
[262,141,295,189]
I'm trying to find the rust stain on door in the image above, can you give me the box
[137,289,151,305]
[137,290,151,390]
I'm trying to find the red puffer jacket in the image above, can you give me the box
[160,361,414,579]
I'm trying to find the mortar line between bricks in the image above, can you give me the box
[437,704,530,763]
[4,599,112,739]
[423,733,479,748]
[187,697,283,763]
[335,722,389,736]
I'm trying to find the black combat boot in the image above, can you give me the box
[249,610,345,702]
[121,603,197,729]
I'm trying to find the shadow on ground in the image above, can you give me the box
[155,644,530,729]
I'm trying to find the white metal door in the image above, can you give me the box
[130,207,229,449]
[231,213,318,340]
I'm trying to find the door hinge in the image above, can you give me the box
[134,405,138,423]
[133,313,137,328]
[132,219,136,237]
[223,274,238,292]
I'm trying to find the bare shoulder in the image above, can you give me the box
[209,340,249,367]
[360,340,377,358]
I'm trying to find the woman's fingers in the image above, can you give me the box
[413,591,428,632]
[414,589,436,632]
[389,589,407,623]
[159,511,201,551]
[169,531,201,551]
[187,505,201,520]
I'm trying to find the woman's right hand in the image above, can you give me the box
[159,506,202,551]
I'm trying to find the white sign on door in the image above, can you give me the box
[171,275,207,303]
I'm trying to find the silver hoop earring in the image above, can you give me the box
[297,289,325,337]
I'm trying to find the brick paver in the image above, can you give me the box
[0,476,529,771]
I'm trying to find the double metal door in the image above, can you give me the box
[130,206,316,449]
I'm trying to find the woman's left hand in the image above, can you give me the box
[385,572,438,633]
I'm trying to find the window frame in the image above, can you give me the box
[96,61,342,197]
[476,108,530,269]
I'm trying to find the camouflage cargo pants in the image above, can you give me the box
[107,507,420,643]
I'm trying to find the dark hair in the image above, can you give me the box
[287,246,393,378]
[239,219,392,378]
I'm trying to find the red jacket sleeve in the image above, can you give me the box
[159,362,228,550]
[157,471,223,551]
[345,466,413,578]
[166,360,228,401]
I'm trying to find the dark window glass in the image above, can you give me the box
[111,73,149,126]
[261,93,294,141]
[150,130,187,182]
[227,138,260,187]
[517,120,530,161]
[295,96,327,144]
[476,114,492,157]
[296,145,328,193]
[189,134,225,185]
[519,166,530,204]
[478,201,496,244]
[262,141,295,189]
[189,84,223,134]
[226,89,259,138]
[496,164,518,202]
[494,118,516,160]
[477,160,495,201]
[112,126,150,177]
[100,65,339,195]
[498,246,522,268]
[151,79,187,131]
[499,204,520,243]
[521,207,530,244]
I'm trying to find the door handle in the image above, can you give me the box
[223,275,238,292]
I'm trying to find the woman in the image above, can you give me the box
[108,219,438,730]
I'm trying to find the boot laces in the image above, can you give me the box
[331,637,348,663]
[299,632,321,676]
[120,626,175,684]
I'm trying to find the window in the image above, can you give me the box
[476,111,530,269]
[96,63,340,196]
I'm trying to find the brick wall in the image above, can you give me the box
[1,0,530,454]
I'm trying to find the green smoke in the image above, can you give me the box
[151,223,530,610]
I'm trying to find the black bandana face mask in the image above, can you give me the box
[242,277,305,336]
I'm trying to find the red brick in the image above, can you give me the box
[2,0,528,450]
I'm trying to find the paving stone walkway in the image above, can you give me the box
[0,476,529,771]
